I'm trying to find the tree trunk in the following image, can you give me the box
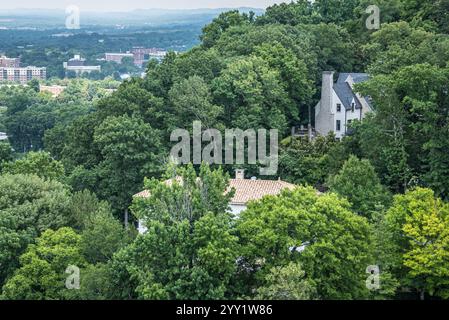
[420,290,425,301]
[124,208,129,229]
[308,104,313,141]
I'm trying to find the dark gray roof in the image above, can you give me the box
[333,73,370,110]
[338,73,369,84]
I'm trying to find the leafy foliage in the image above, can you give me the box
[255,262,317,300]
[384,188,449,299]
[1,152,65,181]
[0,174,73,286]
[1,227,86,300]
[327,155,391,219]
[357,64,449,198]
[237,187,372,299]
[1,0,449,301]
[279,134,346,189]
[110,164,239,300]
[0,141,13,168]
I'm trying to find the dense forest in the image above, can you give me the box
[1,0,449,300]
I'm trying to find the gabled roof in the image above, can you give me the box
[134,178,297,206]
[333,73,370,111]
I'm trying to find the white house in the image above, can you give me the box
[134,170,296,234]
[315,71,373,139]
[227,169,296,215]
[0,132,7,141]
[63,55,101,75]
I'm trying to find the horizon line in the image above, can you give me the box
[0,6,266,14]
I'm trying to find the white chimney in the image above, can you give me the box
[321,71,334,110]
[315,71,335,137]
[235,169,245,180]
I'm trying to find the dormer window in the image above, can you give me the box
[336,104,341,112]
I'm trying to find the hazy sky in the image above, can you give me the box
[2,0,290,11]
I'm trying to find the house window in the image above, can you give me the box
[337,104,341,112]
[336,120,341,131]
[347,120,352,126]
[351,102,355,112]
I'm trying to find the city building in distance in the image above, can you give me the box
[105,52,135,64]
[0,66,46,84]
[131,47,167,66]
[0,55,21,68]
[63,55,101,76]
[0,55,46,84]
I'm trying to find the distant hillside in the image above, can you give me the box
[0,8,265,29]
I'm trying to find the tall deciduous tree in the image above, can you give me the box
[1,152,65,181]
[279,134,344,190]
[93,115,162,218]
[81,207,131,265]
[255,262,317,300]
[257,0,319,26]
[0,141,13,169]
[254,42,315,122]
[109,164,239,300]
[201,10,252,48]
[357,64,449,198]
[1,228,86,300]
[327,155,391,219]
[212,55,294,134]
[0,174,73,286]
[363,22,449,76]
[385,188,449,300]
[168,76,223,130]
[237,186,372,299]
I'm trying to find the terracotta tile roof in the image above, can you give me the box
[135,189,151,198]
[134,178,296,205]
[228,179,296,204]
[39,85,66,97]
[134,176,184,198]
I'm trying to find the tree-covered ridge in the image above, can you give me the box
[1,0,449,300]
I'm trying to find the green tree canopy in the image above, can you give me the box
[0,141,13,168]
[384,188,449,300]
[0,174,73,286]
[356,64,449,198]
[201,10,253,48]
[1,227,86,300]
[1,151,65,181]
[327,155,391,219]
[212,55,294,133]
[237,186,372,299]
[109,164,239,300]
[255,262,317,300]
[279,134,345,189]
[92,114,162,217]
[168,75,223,130]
